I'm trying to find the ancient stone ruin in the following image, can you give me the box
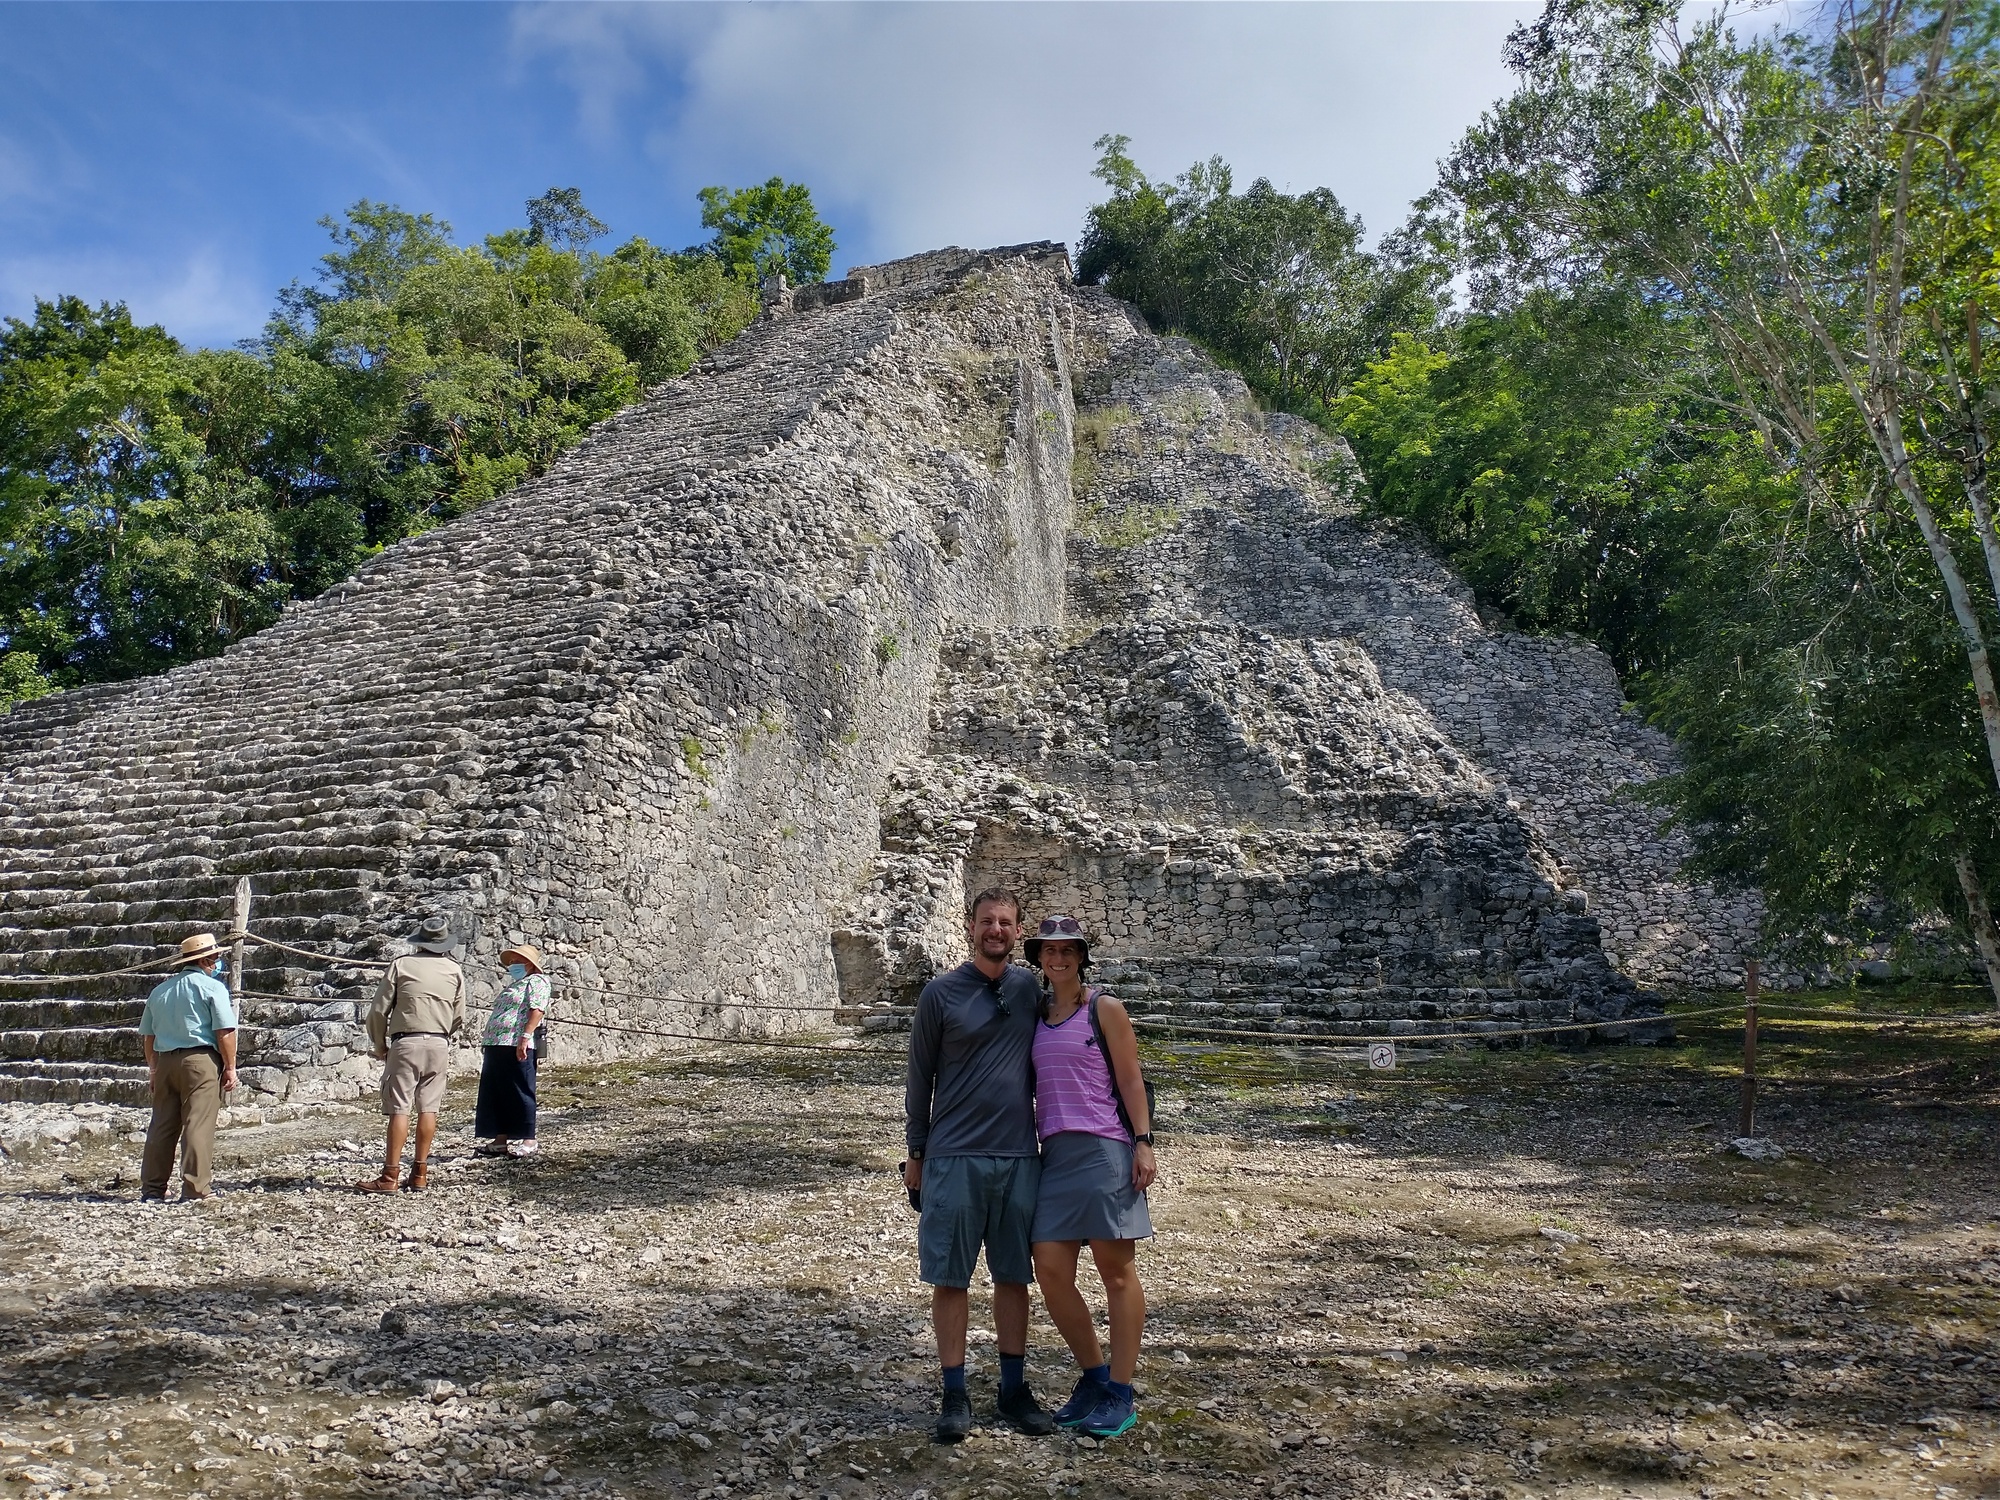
[0,244,1759,1105]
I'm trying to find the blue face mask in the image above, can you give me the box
[506,964,527,980]
[214,959,227,978]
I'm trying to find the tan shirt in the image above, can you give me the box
[367,954,467,1052]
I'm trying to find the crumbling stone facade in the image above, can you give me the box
[0,243,1748,1105]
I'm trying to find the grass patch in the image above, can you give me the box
[1078,497,1182,549]
[679,735,711,782]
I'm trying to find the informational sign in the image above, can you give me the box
[1368,1041,1397,1071]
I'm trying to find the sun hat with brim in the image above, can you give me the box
[500,943,545,975]
[410,915,456,954]
[1023,914,1092,970]
[177,932,224,966]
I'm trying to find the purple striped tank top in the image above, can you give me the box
[1033,995,1127,1142]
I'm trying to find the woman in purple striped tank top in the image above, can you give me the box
[1024,914,1156,1441]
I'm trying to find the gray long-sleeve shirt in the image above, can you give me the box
[904,960,1041,1159]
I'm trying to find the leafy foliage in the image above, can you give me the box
[0,182,798,706]
[1077,135,1444,417]
[1392,0,2000,981]
[697,177,836,286]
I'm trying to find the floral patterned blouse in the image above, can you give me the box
[482,972,552,1049]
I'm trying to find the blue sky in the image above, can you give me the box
[0,2,1538,348]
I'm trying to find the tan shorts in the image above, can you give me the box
[381,1034,450,1116]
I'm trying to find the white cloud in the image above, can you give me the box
[0,245,269,346]
[513,1,1537,269]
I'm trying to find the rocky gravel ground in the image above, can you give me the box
[0,1016,1995,1500]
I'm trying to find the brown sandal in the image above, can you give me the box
[355,1175,399,1195]
[401,1163,429,1192]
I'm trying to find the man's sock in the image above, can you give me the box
[942,1364,967,1393]
[999,1354,1026,1394]
[1082,1362,1110,1386]
[1108,1380,1135,1403]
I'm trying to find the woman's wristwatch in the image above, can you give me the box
[1133,1132,1155,1146]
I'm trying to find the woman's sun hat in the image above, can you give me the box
[176,932,224,966]
[500,943,545,975]
[1023,914,1092,970]
[410,915,456,954]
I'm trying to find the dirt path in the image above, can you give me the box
[0,1027,1994,1500]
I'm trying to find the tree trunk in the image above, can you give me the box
[1952,848,2000,1013]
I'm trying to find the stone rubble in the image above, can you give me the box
[0,1048,1991,1500]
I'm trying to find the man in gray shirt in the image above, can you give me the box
[904,887,1056,1442]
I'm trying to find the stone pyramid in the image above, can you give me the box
[0,244,1753,1104]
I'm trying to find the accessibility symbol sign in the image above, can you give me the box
[1368,1042,1397,1071]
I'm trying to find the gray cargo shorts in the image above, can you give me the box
[917,1153,1040,1288]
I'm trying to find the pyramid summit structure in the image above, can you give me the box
[0,244,1757,1104]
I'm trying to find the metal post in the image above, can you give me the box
[230,878,250,1096]
[1737,957,1759,1138]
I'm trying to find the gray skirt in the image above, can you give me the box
[1032,1130,1154,1243]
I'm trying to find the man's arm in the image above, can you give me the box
[367,961,397,1058]
[903,989,944,1186]
[206,978,240,1093]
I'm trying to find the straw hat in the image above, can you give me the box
[410,915,456,954]
[500,943,545,975]
[177,932,224,966]
[1023,914,1092,970]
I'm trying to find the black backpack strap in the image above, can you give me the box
[1088,988,1154,1139]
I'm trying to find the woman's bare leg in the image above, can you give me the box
[1032,1241,1103,1369]
[1088,1239,1145,1383]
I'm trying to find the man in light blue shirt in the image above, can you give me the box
[137,931,239,1201]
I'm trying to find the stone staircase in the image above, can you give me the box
[0,242,1088,1104]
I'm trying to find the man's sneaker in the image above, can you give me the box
[996,1382,1056,1437]
[933,1387,975,1444]
[1053,1373,1111,1428]
[1080,1386,1138,1440]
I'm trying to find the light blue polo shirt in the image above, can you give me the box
[139,969,237,1052]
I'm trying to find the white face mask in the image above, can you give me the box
[507,964,527,980]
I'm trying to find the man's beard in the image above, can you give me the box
[977,935,1013,959]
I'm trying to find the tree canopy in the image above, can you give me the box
[0,179,827,708]
[1084,0,2000,993]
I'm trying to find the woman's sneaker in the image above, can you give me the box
[1054,1373,1111,1428]
[1080,1386,1138,1440]
[506,1138,539,1157]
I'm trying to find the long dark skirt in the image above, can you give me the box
[474,1046,538,1139]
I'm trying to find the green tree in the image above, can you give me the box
[1434,0,2000,994]
[697,177,836,286]
[1,180,784,705]
[0,298,283,693]
[1078,134,1444,416]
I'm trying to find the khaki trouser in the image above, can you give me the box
[143,1048,221,1199]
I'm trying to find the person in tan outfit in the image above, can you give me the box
[356,915,467,1193]
[138,932,239,1201]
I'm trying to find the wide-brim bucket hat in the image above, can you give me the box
[1023,914,1092,970]
[410,915,456,954]
[177,932,224,966]
[500,943,545,975]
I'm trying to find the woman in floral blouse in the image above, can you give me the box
[474,944,552,1158]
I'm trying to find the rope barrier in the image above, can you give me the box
[241,933,391,970]
[0,950,203,985]
[1739,1001,2000,1026]
[1127,1004,1740,1047]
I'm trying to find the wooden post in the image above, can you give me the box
[1738,957,1759,1138]
[230,878,250,1096]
